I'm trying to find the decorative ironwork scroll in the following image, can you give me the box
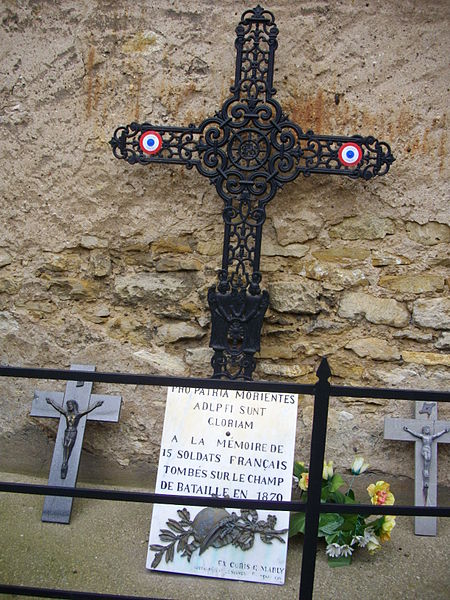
[110,5,395,380]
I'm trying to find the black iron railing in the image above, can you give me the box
[0,361,449,600]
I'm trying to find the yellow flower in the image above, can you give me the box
[299,472,309,491]
[351,456,369,475]
[366,534,381,554]
[380,515,396,542]
[367,481,395,506]
[322,460,334,480]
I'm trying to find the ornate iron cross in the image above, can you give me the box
[110,5,394,381]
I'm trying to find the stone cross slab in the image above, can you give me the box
[31,364,122,524]
[110,5,394,381]
[384,401,450,536]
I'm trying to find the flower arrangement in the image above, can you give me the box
[290,457,396,565]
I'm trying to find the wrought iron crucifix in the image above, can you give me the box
[110,5,394,380]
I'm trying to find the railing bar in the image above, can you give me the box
[330,384,450,402]
[1,365,449,402]
[0,366,315,395]
[1,481,448,517]
[0,584,167,600]
[298,359,331,600]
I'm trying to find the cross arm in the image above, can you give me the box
[384,417,450,442]
[31,390,121,422]
[296,131,394,180]
[110,122,203,169]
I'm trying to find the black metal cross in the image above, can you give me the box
[110,5,394,381]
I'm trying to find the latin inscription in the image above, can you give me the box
[147,387,298,584]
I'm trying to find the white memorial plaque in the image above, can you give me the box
[147,386,298,585]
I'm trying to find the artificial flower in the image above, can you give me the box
[325,543,342,558]
[322,460,334,480]
[351,456,369,475]
[351,527,374,548]
[299,472,309,491]
[340,544,354,557]
[325,543,353,558]
[366,534,381,554]
[367,481,395,506]
[290,460,396,563]
[380,515,396,542]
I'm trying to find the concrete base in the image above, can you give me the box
[0,471,449,600]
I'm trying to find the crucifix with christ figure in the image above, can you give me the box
[110,5,394,381]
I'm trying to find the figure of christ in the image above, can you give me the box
[46,398,103,479]
[403,425,450,498]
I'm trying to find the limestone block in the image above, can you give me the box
[155,255,203,271]
[90,251,111,278]
[338,292,410,327]
[379,274,445,294]
[406,221,450,246]
[258,361,314,379]
[151,238,192,255]
[184,347,214,372]
[0,277,20,295]
[0,311,19,334]
[258,342,296,360]
[36,253,81,275]
[261,240,309,258]
[393,330,433,342]
[345,337,401,361]
[312,247,370,264]
[156,322,205,344]
[435,332,450,350]
[196,239,222,256]
[95,306,110,318]
[301,260,368,290]
[402,351,450,367]
[273,209,322,244]
[43,277,97,300]
[371,253,411,267]
[133,348,186,375]
[268,277,321,314]
[0,250,12,268]
[330,215,394,240]
[114,273,194,307]
[80,235,108,249]
[412,297,450,330]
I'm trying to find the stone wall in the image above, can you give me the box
[0,1,449,483]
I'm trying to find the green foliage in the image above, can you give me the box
[289,511,305,536]
[289,459,395,561]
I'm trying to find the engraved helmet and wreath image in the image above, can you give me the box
[150,506,287,568]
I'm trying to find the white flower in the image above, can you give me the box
[351,527,374,548]
[325,543,342,558]
[351,456,369,475]
[340,544,354,557]
[326,543,354,558]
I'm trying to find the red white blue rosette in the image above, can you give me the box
[139,131,163,155]
[338,142,363,167]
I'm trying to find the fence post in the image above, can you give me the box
[298,357,331,600]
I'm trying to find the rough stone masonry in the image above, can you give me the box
[0,1,449,484]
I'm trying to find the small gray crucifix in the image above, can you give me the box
[384,401,450,536]
[30,364,122,524]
